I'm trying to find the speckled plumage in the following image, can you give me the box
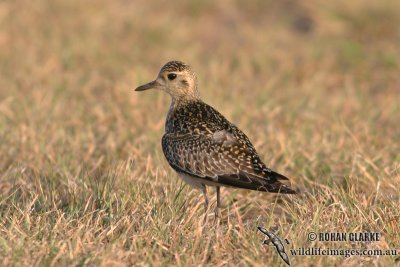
[135,60,296,212]
[162,99,295,193]
[160,60,191,73]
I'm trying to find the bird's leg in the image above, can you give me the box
[202,184,209,211]
[215,186,222,220]
[201,185,209,224]
[216,186,221,209]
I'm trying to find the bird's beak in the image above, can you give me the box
[135,80,160,91]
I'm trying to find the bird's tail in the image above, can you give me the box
[263,180,297,194]
[261,170,297,194]
[217,173,297,194]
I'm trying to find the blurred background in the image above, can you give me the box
[1,0,399,182]
[0,0,399,265]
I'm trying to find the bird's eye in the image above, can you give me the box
[167,73,177,80]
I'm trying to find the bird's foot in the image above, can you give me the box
[213,207,222,225]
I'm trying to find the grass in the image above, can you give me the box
[0,0,399,266]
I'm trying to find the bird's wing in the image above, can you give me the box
[161,130,295,193]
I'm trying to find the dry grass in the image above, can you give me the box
[0,0,399,266]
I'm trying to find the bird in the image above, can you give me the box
[135,60,296,215]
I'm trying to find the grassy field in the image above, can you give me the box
[1,0,399,266]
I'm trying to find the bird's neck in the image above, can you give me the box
[171,93,200,107]
[168,84,200,102]
[165,96,200,133]
[167,97,192,118]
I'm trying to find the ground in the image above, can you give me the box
[0,0,399,266]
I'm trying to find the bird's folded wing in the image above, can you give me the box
[161,131,295,193]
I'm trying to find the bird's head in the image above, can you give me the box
[135,61,199,100]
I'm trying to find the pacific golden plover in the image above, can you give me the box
[135,61,296,213]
